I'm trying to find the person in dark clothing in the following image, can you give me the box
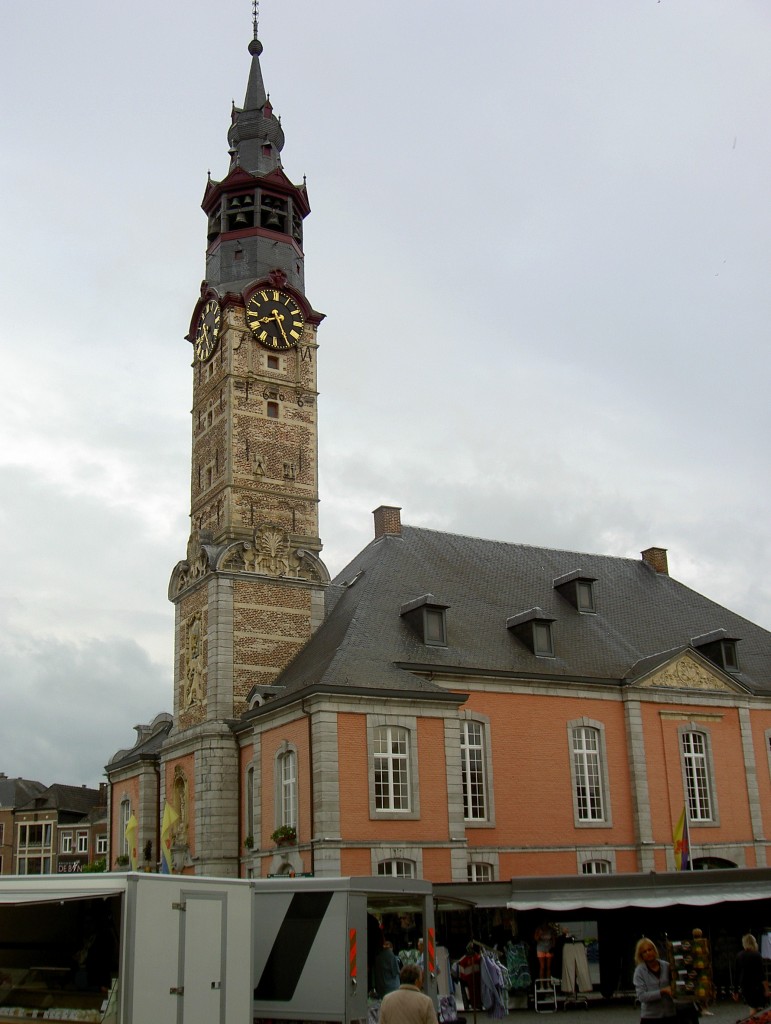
[735,934,769,1015]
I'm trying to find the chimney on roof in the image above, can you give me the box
[373,505,402,539]
[641,547,669,575]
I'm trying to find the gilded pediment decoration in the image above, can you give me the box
[638,652,734,692]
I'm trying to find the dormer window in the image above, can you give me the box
[400,595,449,647]
[553,570,597,614]
[691,629,740,674]
[507,608,556,658]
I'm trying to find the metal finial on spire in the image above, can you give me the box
[248,0,263,56]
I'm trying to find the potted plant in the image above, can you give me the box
[244,834,254,849]
[270,825,297,847]
[115,854,130,869]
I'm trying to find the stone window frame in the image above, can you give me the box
[567,717,613,828]
[679,723,720,826]
[367,715,420,821]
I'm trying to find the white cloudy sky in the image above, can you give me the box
[1,1,769,788]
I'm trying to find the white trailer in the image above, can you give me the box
[0,873,437,1024]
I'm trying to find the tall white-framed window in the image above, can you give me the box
[368,716,420,820]
[278,749,297,828]
[568,719,611,826]
[460,721,487,821]
[377,859,416,878]
[572,727,604,820]
[374,726,410,812]
[245,765,255,842]
[76,831,88,854]
[96,835,108,856]
[60,831,73,854]
[681,730,713,821]
[119,798,131,856]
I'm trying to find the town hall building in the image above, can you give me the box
[106,16,771,885]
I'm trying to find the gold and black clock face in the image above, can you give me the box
[246,289,304,350]
[194,299,221,362]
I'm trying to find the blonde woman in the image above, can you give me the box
[633,938,676,1024]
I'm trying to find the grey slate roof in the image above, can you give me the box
[268,525,771,699]
[17,784,103,817]
[0,777,45,809]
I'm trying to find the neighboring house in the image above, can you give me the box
[0,775,45,874]
[106,20,771,883]
[15,783,107,875]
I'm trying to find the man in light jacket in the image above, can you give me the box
[379,964,438,1024]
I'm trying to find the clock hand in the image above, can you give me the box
[271,309,289,344]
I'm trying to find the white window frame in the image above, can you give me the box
[76,831,88,855]
[377,859,416,878]
[460,720,487,821]
[467,861,494,882]
[96,834,108,855]
[367,716,420,820]
[680,727,717,823]
[60,831,73,854]
[273,742,298,833]
[581,859,611,874]
[119,798,131,856]
[245,764,255,841]
[567,718,612,827]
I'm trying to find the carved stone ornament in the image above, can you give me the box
[639,652,733,692]
[183,613,206,709]
[171,542,213,596]
[218,526,328,583]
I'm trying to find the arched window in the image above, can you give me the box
[467,862,493,882]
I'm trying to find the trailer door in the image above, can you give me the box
[178,891,227,1024]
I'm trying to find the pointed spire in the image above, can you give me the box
[227,3,285,175]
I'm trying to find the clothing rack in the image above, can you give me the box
[467,939,499,956]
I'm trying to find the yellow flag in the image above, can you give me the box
[672,806,690,871]
[124,814,139,871]
[160,802,179,874]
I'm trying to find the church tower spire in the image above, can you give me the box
[163,12,328,875]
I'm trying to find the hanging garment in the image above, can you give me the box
[561,942,592,995]
[458,953,482,1010]
[480,955,507,1019]
[505,942,532,991]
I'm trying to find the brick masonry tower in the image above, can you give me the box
[161,15,329,876]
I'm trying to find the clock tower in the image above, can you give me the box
[162,15,328,876]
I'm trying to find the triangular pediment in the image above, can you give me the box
[635,650,744,693]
